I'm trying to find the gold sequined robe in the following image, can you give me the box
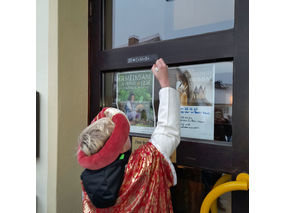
[82,142,174,213]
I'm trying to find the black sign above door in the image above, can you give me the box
[127,54,158,64]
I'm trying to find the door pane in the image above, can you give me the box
[104,0,234,50]
[171,166,232,213]
[102,61,233,143]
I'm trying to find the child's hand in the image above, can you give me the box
[151,58,170,88]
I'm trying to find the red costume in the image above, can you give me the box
[78,88,180,213]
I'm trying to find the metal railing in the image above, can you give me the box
[200,173,249,213]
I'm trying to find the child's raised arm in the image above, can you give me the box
[150,58,181,158]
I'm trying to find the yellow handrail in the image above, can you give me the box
[210,174,232,213]
[200,173,249,213]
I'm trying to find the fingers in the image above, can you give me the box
[151,64,158,76]
[157,58,166,67]
[151,58,170,88]
[152,58,168,76]
[159,58,166,65]
[152,64,157,70]
[156,58,167,68]
[156,59,163,69]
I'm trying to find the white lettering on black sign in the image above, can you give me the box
[127,55,158,64]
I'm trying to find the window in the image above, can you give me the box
[104,0,234,50]
[102,61,233,142]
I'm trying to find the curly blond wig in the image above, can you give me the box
[78,117,115,156]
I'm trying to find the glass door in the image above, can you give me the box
[89,0,248,212]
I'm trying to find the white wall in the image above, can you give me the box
[36,0,49,212]
[37,0,88,212]
[47,0,58,211]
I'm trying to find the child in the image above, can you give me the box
[77,58,180,213]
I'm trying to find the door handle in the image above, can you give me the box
[210,174,232,213]
[200,173,249,213]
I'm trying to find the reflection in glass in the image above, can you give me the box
[214,62,233,142]
[102,62,233,142]
[104,0,234,49]
[172,166,232,213]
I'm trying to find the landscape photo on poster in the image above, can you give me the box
[116,70,156,134]
[168,63,215,140]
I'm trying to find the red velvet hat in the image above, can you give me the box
[77,107,130,170]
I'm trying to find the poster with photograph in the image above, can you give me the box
[169,64,215,140]
[116,70,155,134]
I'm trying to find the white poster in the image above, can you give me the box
[171,64,215,140]
[116,70,156,134]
